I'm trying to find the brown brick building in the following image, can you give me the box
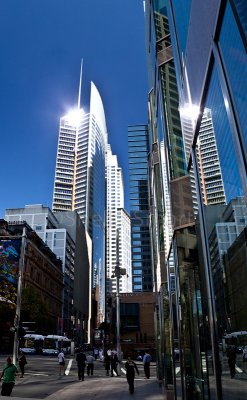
[110,292,156,359]
[0,220,63,348]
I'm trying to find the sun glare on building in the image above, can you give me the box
[179,103,200,121]
[65,108,84,127]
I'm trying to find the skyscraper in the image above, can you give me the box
[161,1,247,399]
[128,125,153,292]
[106,145,132,295]
[53,77,107,326]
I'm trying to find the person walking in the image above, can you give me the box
[58,349,65,376]
[0,356,18,396]
[104,352,111,376]
[86,353,95,376]
[143,351,152,379]
[18,351,27,378]
[76,348,86,381]
[110,352,119,376]
[125,355,139,394]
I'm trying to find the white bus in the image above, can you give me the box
[42,335,71,356]
[19,334,45,355]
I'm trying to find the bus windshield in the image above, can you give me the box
[19,334,44,355]
[43,335,71,355]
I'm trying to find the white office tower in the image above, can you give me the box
[5,204,71,271]
[106,145,132,294]
[197,108,226,205]
[52,80,108,323]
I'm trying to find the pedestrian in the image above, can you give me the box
[243,346,247,362]
[18,351,27,378]
[110,352,119,376]
[0,356,18,396]
[86,353,95,376]
[76,348,86,381]
[104,352,111,376]
[58,349,65,376]
[143,351,152,378]
[226,345,236,378]
[125,355,139,394]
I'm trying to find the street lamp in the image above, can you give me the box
[114,228,126,372]
[13,226,27,365]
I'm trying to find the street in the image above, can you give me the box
[1,354,247,399]
[0,355,163,400]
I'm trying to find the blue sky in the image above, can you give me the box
[0,0,148,218]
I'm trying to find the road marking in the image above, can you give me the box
[235,366,243,373]
[176,367,180,375]
[121,368,126,375]
[65,358,73,375]
[24,373,49,376]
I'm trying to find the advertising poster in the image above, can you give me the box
[0,239,21,304]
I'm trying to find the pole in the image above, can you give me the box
[13,226,27,365]
[116,228,121,371]
[116,269,121,362]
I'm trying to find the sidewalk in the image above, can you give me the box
[3,376,166,400]
[46,376,166,400]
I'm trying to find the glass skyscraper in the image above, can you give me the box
[128,125,153,292]
[146,0,247,399]
[53,81,107,326]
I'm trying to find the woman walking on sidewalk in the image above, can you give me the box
[125,355,139,394]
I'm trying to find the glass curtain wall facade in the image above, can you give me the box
[144,1,235,399]
[166,0,247,399]
[128,125,153,292]
[53,81,107,327]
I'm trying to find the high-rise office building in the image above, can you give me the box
[106,145,132,295]
[52,79,107,326]
[164,1,247,399]
[128,125,153,292]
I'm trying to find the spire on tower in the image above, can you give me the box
[77,59,83,110]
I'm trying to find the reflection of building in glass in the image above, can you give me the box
[145,2,203,395]
[197,109,226,205]
[165,0,247,398]
[106,145,132,296]
[128,125,153,292]
[224,226,247,331]
[52,80,107,326]
[145,0,247,398]
[206,197,247,333]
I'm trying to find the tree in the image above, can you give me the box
[21,287,56,334]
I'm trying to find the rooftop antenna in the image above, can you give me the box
[77,58,83,110]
